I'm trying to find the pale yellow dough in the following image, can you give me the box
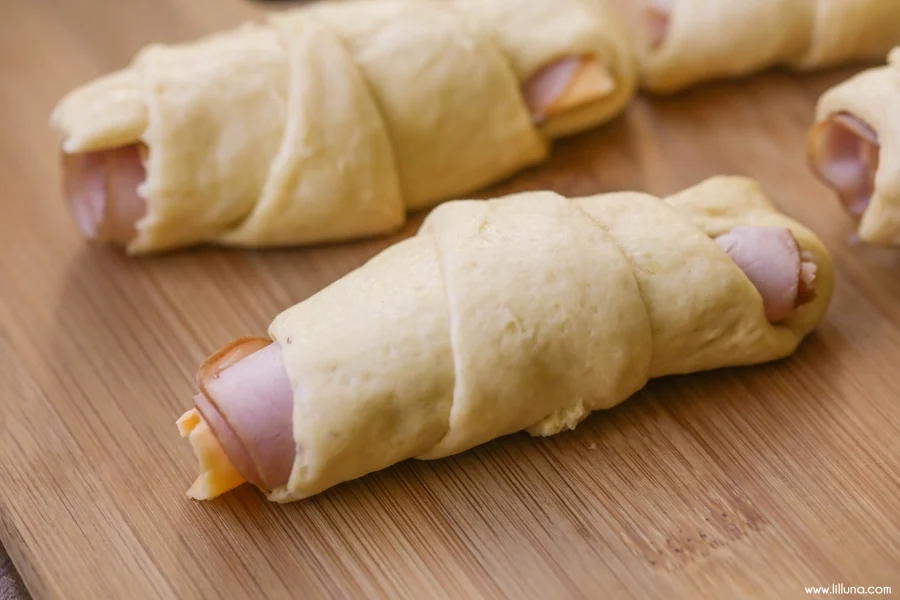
[813,48,900,245]
[638,0,900,94]
[50,0,635,254]
[259,176,832,502]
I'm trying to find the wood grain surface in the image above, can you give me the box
[1,1,899,599]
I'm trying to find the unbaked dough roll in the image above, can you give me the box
[51,0,635,254]
[793,0,900,70]
[636,0,900,94]
[808,48,900,245]
[176,176,833,502]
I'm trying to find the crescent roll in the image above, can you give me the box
[51,0,635,254]
[175,176,833,502]
[808,48,900,245]
[637,0,900,94]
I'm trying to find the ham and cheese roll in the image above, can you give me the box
[808,48,900,245]
[51,0,635,254]
[636,0,900,94]
[176,176,833,502]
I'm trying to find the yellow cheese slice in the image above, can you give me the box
[176,409,246,500]
[545,59,616,118]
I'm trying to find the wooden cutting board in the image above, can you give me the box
[1,1,899,598]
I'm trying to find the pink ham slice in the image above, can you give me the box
[715,226,817,323]
[808,112,880,217]
[62,143,148,245]
[645,0,672,50]
[194,337,295,490]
